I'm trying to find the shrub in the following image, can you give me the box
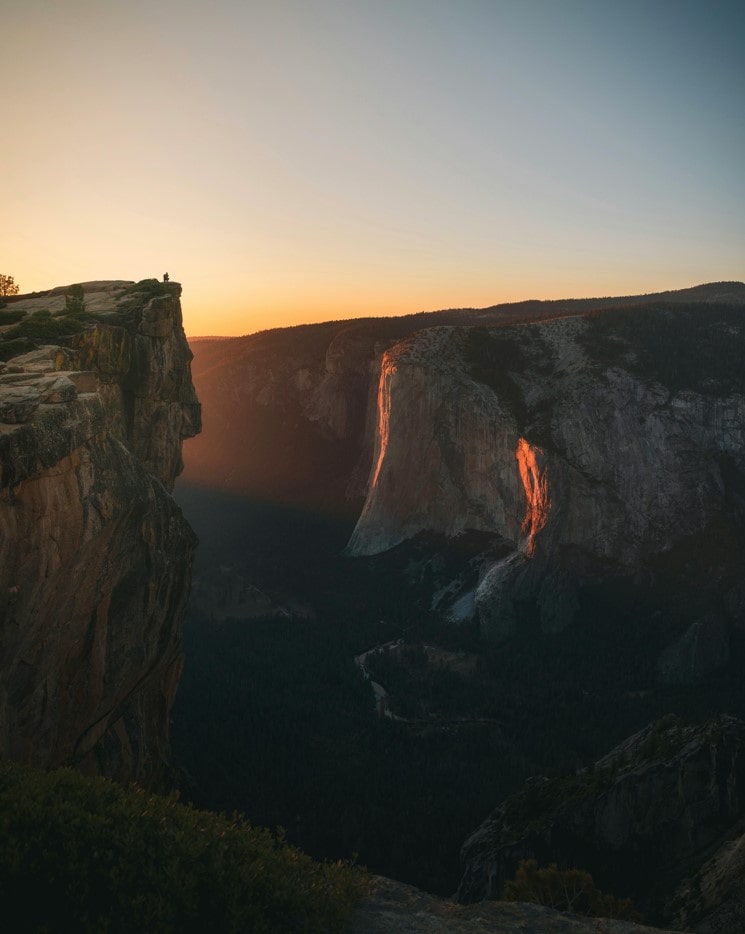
[0,306,98,362]
[0,308,25,325]
[464,328,528,426]
[0,337,36,361]
[116,279,172,316]
[580,302,745,395]
[503,859,640,921]
[5,315,89,341]
[0,759,365,933]
[64,284,86,315]
[118,279,171,300]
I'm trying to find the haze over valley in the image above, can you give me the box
[2,0,744,929]
[171,280,745,928]
[2,273,745,930]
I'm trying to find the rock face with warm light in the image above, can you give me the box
[346,298,745,645]
[346,327,527,556]
[0,281,200,787]
[180,283,745,655]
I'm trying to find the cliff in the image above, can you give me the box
[0,280,200,787]
[182,320,393,510]
[178,283,745,659]
[346,291,745,653]
[457,715,745,929]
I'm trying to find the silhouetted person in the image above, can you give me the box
[163,272,170,282]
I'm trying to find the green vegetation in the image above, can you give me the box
[116,278,173,316]
[464,327,528,425]
[581,301,745,395]
[172,495,532,894]
[0,308,25,325]
[0,283,99,362]
[64,283,86,315]
[0,759,363,933]
[2,311,94,342]
[174,612,528,897]
[117,278,172,299]
[0,273,20,300]
[0,299,97,360]
[503,860,640,921]
[173,488,745,898]
[0,337,36,361]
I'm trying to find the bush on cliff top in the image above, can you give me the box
[0,308,25,325]
[2,312,94,344]
[117,278,171,297]
[504,859,640,921]
[0,337,36,361]
[0,759,364,933]
[115,278,173,317]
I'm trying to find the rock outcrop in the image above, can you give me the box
[457,715,745,928]
[346,296,745,648]
[349,874,681,933]
[669,826,745,933]
[0,280,200,787]
[346,326,527,556]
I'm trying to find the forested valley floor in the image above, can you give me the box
[172,485,745,896]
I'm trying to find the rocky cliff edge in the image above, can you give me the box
[0,280,200,787]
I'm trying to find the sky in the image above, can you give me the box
[3,0,744,336]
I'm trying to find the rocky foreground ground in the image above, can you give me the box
[348,876,682,933]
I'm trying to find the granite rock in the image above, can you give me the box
[0,280,200,787]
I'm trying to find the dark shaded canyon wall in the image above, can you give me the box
[181,321,383,510]
[0,282,200,787]
[457,715,745,926]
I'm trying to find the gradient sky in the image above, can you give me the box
[4,0,743,336]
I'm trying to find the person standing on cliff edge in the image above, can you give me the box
[163,272,169,282]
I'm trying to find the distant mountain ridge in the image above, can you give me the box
[183,280,745,506]
[182,281,745,646]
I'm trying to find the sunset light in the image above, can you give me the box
[3,0,743,336]
[516,437,551,557]
[3,4,745,925]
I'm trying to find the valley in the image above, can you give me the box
[2,278,744,929]
[171,282,745,928]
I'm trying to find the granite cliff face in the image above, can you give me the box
[346,326,527,556]
[346,295,745,654]
[0,281,200,787]
[182,288,709,506]
[179,284,745,660]
[457,716,745,929]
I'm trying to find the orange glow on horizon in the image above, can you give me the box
[178,267,736,339]
[4,4,741,344]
